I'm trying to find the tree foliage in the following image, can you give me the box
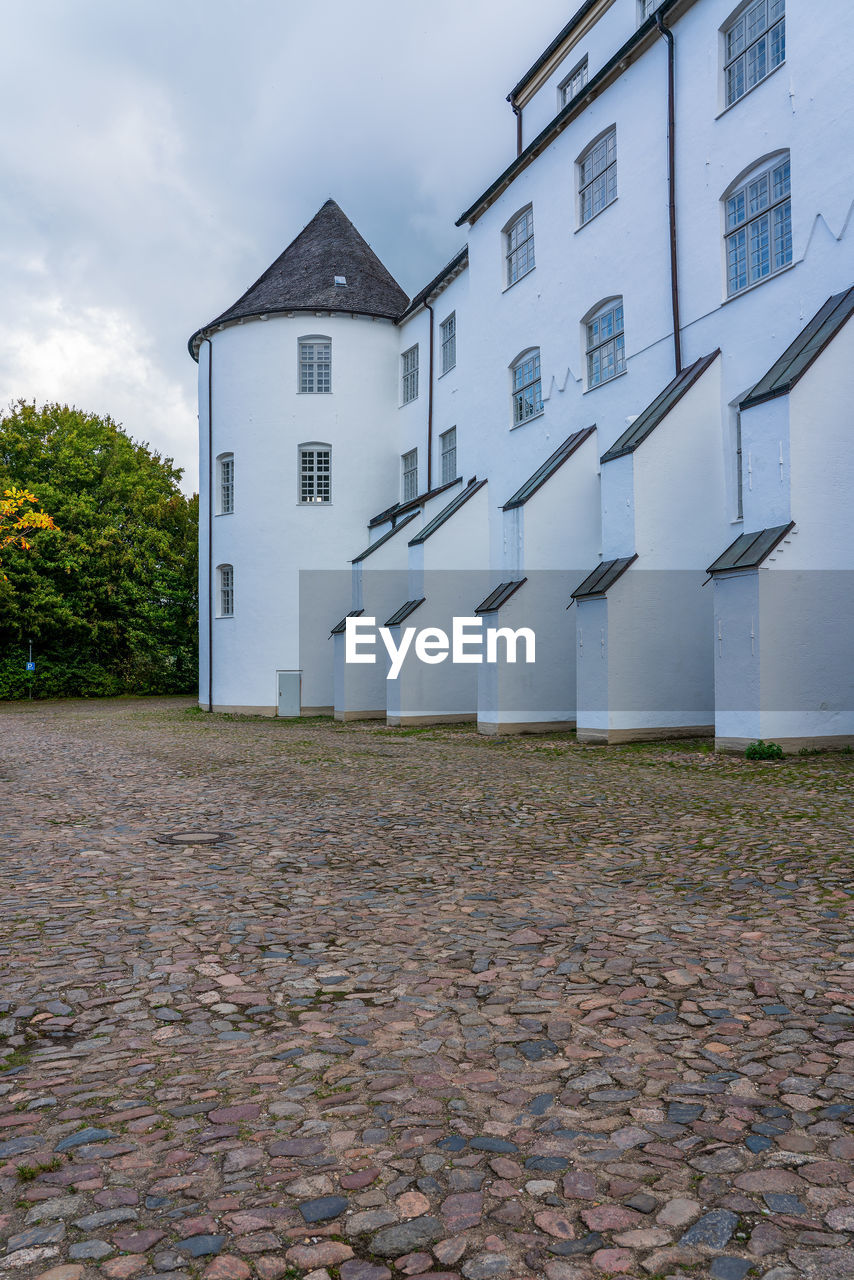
[0,401,198,698]
[1,486,56,553]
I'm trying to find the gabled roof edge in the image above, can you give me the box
[600,350,720,464]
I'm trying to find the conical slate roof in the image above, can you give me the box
[189,199,409,358]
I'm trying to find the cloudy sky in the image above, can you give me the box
[1,0,572,492]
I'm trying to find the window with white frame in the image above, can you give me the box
[723,0,785,107]
[401,345,419,403]
[299,444,332,503]
[724,154,791,296]
[299,337,331,393]
[578,128,617,225]
[511,350,543,425]
[586,300,626,388]
[559,56,588,107]
[440,313,456,374]
[217,564,234,617]
[217,453,234,515]
[402,449,418,501]
[639,0,657,20]
[440,427,457,484]
[505,207,535,286]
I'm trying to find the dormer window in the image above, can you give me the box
[334,275,347,286]
[559,56,588,107]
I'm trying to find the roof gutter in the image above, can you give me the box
[457,0,692,227]
[656,9,683,375]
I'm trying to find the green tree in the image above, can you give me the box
[0,401,198,698]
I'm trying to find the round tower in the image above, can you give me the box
[189,200,409,715]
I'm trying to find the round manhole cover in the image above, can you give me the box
[154,831,234,846]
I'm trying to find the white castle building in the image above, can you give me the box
[189,0,854,751]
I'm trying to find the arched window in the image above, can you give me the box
[723,153,791,296]
[217,564,234,617]
[578,127,617,226]
[298,336,332,393]
[723,0,785,107]
[511,349,543,425]
[503,206,535,286]
[216,453,234,515]
[299,443,332,504]
[584,298,625,388]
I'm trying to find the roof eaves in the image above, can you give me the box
[330,609,364,637]
[188,299,406,362]
[503,426,595,510]
[398,248,469,322]
[475,578,528,614]
[408,479,487,546]
[457,0,682,228]
[384,598,426,627]
[368,476,463,529]
[508,0,619,102]
[350,511,420,563]
[706,522,795,575]
[740,286,854,409]
[570,553,638,601]
[600,350,720,464]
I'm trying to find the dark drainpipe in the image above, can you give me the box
[511,100,523,156]
[656,10,683,375]
[201,336,214,712]
[425,300,435,490]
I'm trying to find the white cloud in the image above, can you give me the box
[0,0,571,494]
[0,297,197,486]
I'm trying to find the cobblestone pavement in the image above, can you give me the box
[2,699,854,1280]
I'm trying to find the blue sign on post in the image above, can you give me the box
[26,662,35,672]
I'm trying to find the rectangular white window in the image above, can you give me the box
[512,351,543,425]
[299,339,331,393]
[579,128,617,225]
[219,455,234,515]
[440,428,457,485]
[440,313,456,374]
[401,346,419,403]
[559,56,588,107]
[725,157,791,296]
[402,449,418,502]
[506,208,535,286]
[587,301,626,388]
[639,0,657,19]
[724,0,785,106]
[218,565,233,617]
[299,447,331,503]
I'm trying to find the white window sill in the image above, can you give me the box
[215,615,234,621]
[399,399,419,408]
[438,367,456,380]
[715,59,786,120]
[215,512,234,518]
[502,266,536,294]
[575,196,618,233]
[583,368,627,394]
[510,409,544,430]
[297,390,333,395]
[722,259,796,306]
